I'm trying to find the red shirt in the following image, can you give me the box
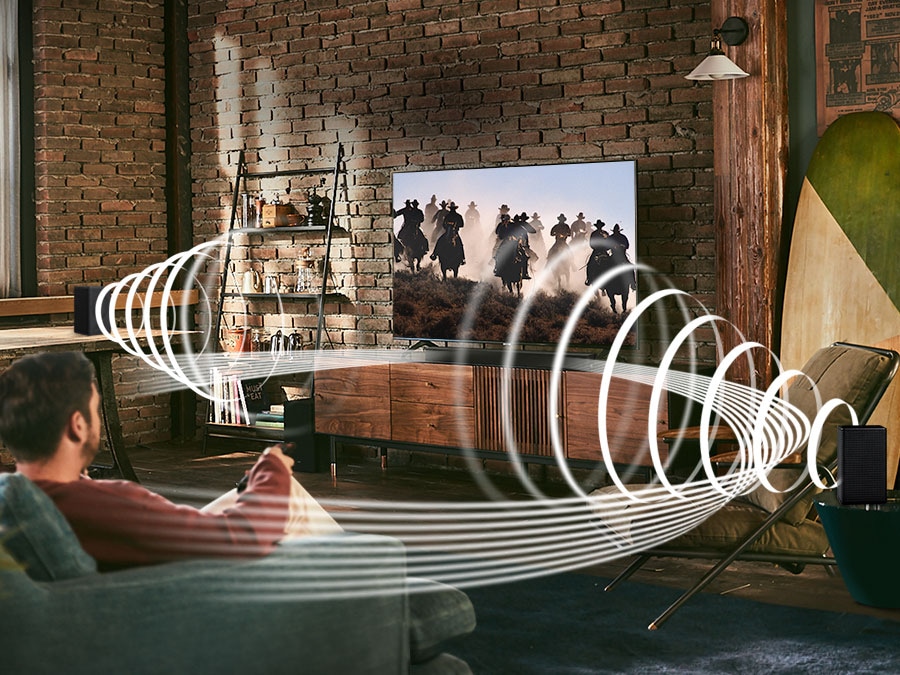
[36,453,291,570]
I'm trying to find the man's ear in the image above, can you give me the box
[65,408,88,444]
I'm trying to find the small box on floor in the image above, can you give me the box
[73,286,112,336]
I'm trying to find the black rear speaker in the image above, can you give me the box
[73,286,111,336]
[284,398,328,473]
[837,425,887,505]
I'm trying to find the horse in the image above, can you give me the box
[431,222,465,280]
[397,224,429,273]
[586,249,636,313]
[546,238,572,292]
[494,237,529,296]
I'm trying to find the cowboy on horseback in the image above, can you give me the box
[430,201,466,279]
[393,198,429,272]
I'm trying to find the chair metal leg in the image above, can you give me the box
[604,553,651,592]
[647,552,740,629]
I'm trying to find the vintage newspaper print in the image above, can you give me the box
[816,0,900,135]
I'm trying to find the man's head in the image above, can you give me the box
[0,351,100,466]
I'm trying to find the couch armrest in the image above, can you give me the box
[4,533,410,675]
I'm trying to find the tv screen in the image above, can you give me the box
[392,160,638,349]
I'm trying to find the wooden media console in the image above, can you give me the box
[314,362,671,475]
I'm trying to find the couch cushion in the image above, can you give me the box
[0,472,97,581]
[408,578,476,664]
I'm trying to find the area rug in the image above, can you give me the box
[449,572,900,674]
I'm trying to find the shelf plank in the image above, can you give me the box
[229,225,349,236]
[206,422,285,441]
[234,225,325,234]
[243,166,333,179]
[0,289,200,318]
[223,291,351,302]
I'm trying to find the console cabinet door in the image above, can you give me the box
[563,371,668,466]
[390,364,475,447]
[314,365,391,439]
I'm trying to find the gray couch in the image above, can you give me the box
[0,473,475,674]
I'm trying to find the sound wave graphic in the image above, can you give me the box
[95,240,855,600]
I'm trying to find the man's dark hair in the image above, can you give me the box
[0,351,97,463]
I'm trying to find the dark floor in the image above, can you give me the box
[124,440,900,624]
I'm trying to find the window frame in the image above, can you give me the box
[18,0,35,297]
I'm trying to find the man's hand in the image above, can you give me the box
[263,444,295,472]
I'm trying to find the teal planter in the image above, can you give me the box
[815,490,900,608]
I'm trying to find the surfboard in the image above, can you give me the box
[781,110,900,488]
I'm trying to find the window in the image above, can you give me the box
[0,0,20,298]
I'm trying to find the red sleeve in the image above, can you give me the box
[36,452,292,570]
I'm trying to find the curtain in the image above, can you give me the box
[0,0,20,298]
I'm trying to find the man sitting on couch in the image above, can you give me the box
[0,350,341,571]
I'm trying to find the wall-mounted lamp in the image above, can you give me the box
[685,17,749,81]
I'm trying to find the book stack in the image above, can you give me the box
[253,411,284,430]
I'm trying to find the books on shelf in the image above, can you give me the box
[209,368,284,429]
[209,368,251,425]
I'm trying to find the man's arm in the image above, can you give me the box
[37,448,294,570]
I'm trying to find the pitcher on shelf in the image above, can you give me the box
[241,268,261,294]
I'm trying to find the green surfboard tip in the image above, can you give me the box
[806,111,900,308]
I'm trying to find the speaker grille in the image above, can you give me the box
[837,425,887,505]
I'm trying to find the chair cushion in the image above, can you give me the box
[408,578,476,664]
[0,472,97,581]
[667,499,830,556]
[740,467,815,526]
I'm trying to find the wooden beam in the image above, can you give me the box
[0,290,200,318]
[712,2,789,386]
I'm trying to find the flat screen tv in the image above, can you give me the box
[392,160,638,349]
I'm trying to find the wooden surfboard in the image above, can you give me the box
[781,111,900,487]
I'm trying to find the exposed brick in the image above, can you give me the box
[26,0,705,450]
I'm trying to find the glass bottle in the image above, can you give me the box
[295,247,314,293]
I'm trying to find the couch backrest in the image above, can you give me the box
[0,473,97,581]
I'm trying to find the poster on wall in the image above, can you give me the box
[815,0,900,136]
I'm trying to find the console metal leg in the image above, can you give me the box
[330,436,337,483]
[87,351,139,482]
[380,446,387,470]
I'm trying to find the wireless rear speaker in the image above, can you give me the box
[837,425,887,505]
[73,286,111,336]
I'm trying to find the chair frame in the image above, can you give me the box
[604,342,900,630]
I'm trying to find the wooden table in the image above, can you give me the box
[0,326,140,481]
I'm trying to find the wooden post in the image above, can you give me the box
[712,2,789,387]
[165,0,197,441]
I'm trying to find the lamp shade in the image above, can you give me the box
[685,52,749,80]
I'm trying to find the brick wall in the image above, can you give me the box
[188,0,717,362]
[15,0,719,456]
[29,1,172,446]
